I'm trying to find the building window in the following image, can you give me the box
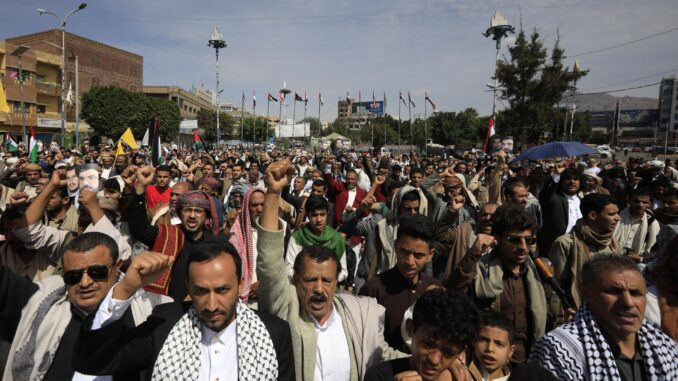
[112,59,120,73]
[37,105,46,114]
[91,54,100,67]
[92,77,100,88]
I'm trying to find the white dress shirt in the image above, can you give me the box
[92,285,238,381]
[313,306,351,381]
[345,188,357,211]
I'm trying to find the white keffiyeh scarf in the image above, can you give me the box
[151,299,278,381]
[530,303,678,380]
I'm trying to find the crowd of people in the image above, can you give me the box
[0,140,676,381]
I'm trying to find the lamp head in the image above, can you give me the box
[37,8,46,15]
[78,3,87,10]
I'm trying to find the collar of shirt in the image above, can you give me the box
[311,304,337,331]
[201,318,236,346]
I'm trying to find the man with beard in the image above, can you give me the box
[504,178,542,230]
[43,184,78,233]
[531,255,678,380]
[539,166,582,255]
[150,181,194,226]
[100,153,114,179]
[65,165,80,208]
[257,160,404,381]
[74,242,294,381]
[448,204,548,364]
[613,188,659,264]
[129,166,227,300]
[229,188,266,303]
[549,193,623,308]
[359,214,441,352]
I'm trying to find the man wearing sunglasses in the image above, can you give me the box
[0,233,169,381]
[447,203,549,365]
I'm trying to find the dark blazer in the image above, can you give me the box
[538,176,571,256]
[74,301,295,381]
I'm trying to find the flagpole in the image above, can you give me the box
[424,94,428,157]
[74,55,79,148]
[252,98,256,147]
[266,96,271,144]
[408,98,413,151]
[383,92,387,147]
[278,93,282,143]
[398,94,402,149]
[240,92,244,143]
[317,93,321,141]
[292,96,297,141]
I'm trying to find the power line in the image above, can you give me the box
[569,26,678,58]
[578,82,661,95]
[582,68,678,92]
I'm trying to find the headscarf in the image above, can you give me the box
[229,188,264,301]
[176,191,219,236]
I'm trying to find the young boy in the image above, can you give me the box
[469,309,515,381]
[363,288,479,381]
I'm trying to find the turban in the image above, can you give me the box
[23,163,42,172]
[176,190,219,236]
[199,177,221,191]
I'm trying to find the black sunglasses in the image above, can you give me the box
[506,235,537,246]
[62,265,113,286]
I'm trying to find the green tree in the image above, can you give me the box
[495,29,587,149]
[197,109,236,143]
[358,123,399,148]
[242,117,274,143]
[427,109,485,147]
[81,86,181,142]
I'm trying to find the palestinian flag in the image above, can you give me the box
[319,92,323,106]
[29,126,38,163]
[425,92,436,110]
[194,130,205,151]
[5,133,17,152]
[268,93,278,103]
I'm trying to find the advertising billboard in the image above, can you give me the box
[589,109,659,129]
[274,122,310,138]
[351,101,384,116]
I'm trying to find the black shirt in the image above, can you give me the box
[364,357,413,381]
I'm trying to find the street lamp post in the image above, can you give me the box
[483,10,514,140]
[208,27,226,148]
[10,45,30,144]
[37,3,87,148]
[569,60,581,141]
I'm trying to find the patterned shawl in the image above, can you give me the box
[229,187,264,301]
[530,303,678,380]
[151,300,278,381]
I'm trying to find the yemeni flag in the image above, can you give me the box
[194,130,205,151]
[5,133,17,152]
[319,92,323,106]
[408,92,415,108]
[483,116,496,153]
[268,93,278,103]
[29,126,38,163]
[425,92,436,111]
[149,116,162,166]
[294,92,304,102]
[399,91,406,106]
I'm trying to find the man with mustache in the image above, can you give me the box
[549,193,624,308]
[539,166,582,255]
[75,242,294,381]
[129,166,227,300]
[530,254,678,380]
[447,204,548,365]
[1,233,167,380]
[324,167,366,228]
[257,160,405,381]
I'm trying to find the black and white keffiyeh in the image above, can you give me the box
[152,299,278,381]
[530,303,678,380]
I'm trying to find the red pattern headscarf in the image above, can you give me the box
[176,190,220,236]
[229,187,264,301]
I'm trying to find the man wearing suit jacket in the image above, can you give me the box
[538,166,582,255]
[324,168,366,228]
[75,242,295,381]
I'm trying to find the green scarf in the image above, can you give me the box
[292,225,346,259]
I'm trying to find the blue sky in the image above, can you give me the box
[3,0,678,121]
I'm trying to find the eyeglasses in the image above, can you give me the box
[62,265,113,285]
[505,235,536,246]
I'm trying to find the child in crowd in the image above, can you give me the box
[469,309,515,381]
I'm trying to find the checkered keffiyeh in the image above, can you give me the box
[530,303,678,380]
[151,300,278,380]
